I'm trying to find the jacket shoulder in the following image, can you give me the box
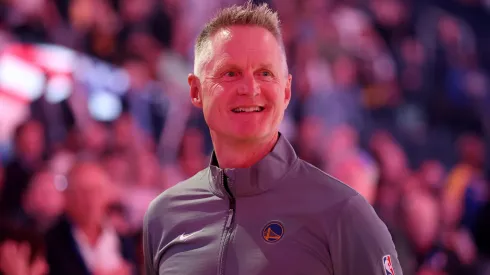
[147,168,209,215]
[293,159,359,201]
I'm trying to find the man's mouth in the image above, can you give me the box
[231,106,265,113]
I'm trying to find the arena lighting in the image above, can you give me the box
[0,42,131,121]
[74,54,130,96]
[88,90,123,121]
[45,75,72,104]
[108,69,131,95]
[36,44,76,74]
[0,54,46,101]
[0,42,133,146]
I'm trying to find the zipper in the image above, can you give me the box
[218,170,236,275]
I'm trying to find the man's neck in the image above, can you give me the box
[78,223,103,246]
[212,132,279,169]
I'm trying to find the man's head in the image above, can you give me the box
[401,190,440,252]
[188,1,292,143]
[65,161,111,227]
[82,120,108,155]
[22,169,65,222]
[14,120,44,161]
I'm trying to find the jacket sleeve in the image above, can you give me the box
[143,209,158,275]
[328,194,403,275]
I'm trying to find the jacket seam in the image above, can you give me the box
[275,157,301,186]
[324,193,360,247]
[238,157,301,197]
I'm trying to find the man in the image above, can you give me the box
[143,1,403,275]
[45,161,136,275]
[0,119,45,216]
[16,168,65,232]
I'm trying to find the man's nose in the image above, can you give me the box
[237,73,260,97]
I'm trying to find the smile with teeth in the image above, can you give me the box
[232,106,265,113]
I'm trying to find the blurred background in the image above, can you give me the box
[0,0,489,274]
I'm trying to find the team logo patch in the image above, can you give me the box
[382,255,395,275]
[262,221,284,243]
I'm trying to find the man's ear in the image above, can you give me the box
[284,74,292,108]
[188,73,203,108]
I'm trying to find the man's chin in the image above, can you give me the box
[210,124,275,143]
[226,129,273,142]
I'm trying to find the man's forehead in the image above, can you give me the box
[203,26,283,72]
[209,26,282,57]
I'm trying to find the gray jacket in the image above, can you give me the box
[143,134,403,275]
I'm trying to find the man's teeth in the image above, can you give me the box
[232,107,263,113]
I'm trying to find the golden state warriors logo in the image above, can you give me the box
[262,221,284,243]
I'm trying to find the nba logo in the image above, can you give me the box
[382,255,395,275]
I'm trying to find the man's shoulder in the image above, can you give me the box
[293,159,359,199]
[146,168,210,218]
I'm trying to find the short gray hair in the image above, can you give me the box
[193,0,286,77]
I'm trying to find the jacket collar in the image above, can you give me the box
[208,133,298,198]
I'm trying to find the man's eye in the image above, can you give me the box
[259,71,273,77]
[224,71,238,77]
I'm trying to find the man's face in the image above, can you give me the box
[404,191,439,251]
[190,26,292,142]
[23,171,65,219]
[66,164,110,226]
[18,121,44,160]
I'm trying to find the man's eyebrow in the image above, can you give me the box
[209,61,278,75]
[209,61,240,74]
[257,63,275,71]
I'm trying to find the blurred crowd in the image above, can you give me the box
[0,0,490,274]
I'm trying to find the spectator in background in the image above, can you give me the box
[78,120,110,160]
[370,130,410,188]
[322,124,380,204]
[418,160,447,195]
[370,130,409,230]
[331,153,379,205]
[8,168,65,233]
[123,54,169,144]
[162,127,207,189]
[0,120,45,216]
[3,0,54,43]
[0,161,4,194]
[293,116,325,168]
[304,54,366,134]
[0,224,48,275]
[113,113,141,152]
[45,161,136,275]
[30,93,76,153]
[444,133,487,234]
[120,152,161,232]
[400,189,441,273]
[102,150,132,187]
[322,124,360,170]
[403,188,478,275]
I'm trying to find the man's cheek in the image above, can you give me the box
[207,82,225,96]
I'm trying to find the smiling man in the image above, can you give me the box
[143,1,403,275]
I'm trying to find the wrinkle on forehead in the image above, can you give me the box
[195,26,288,78]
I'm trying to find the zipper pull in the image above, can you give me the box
[225,209,234,229]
